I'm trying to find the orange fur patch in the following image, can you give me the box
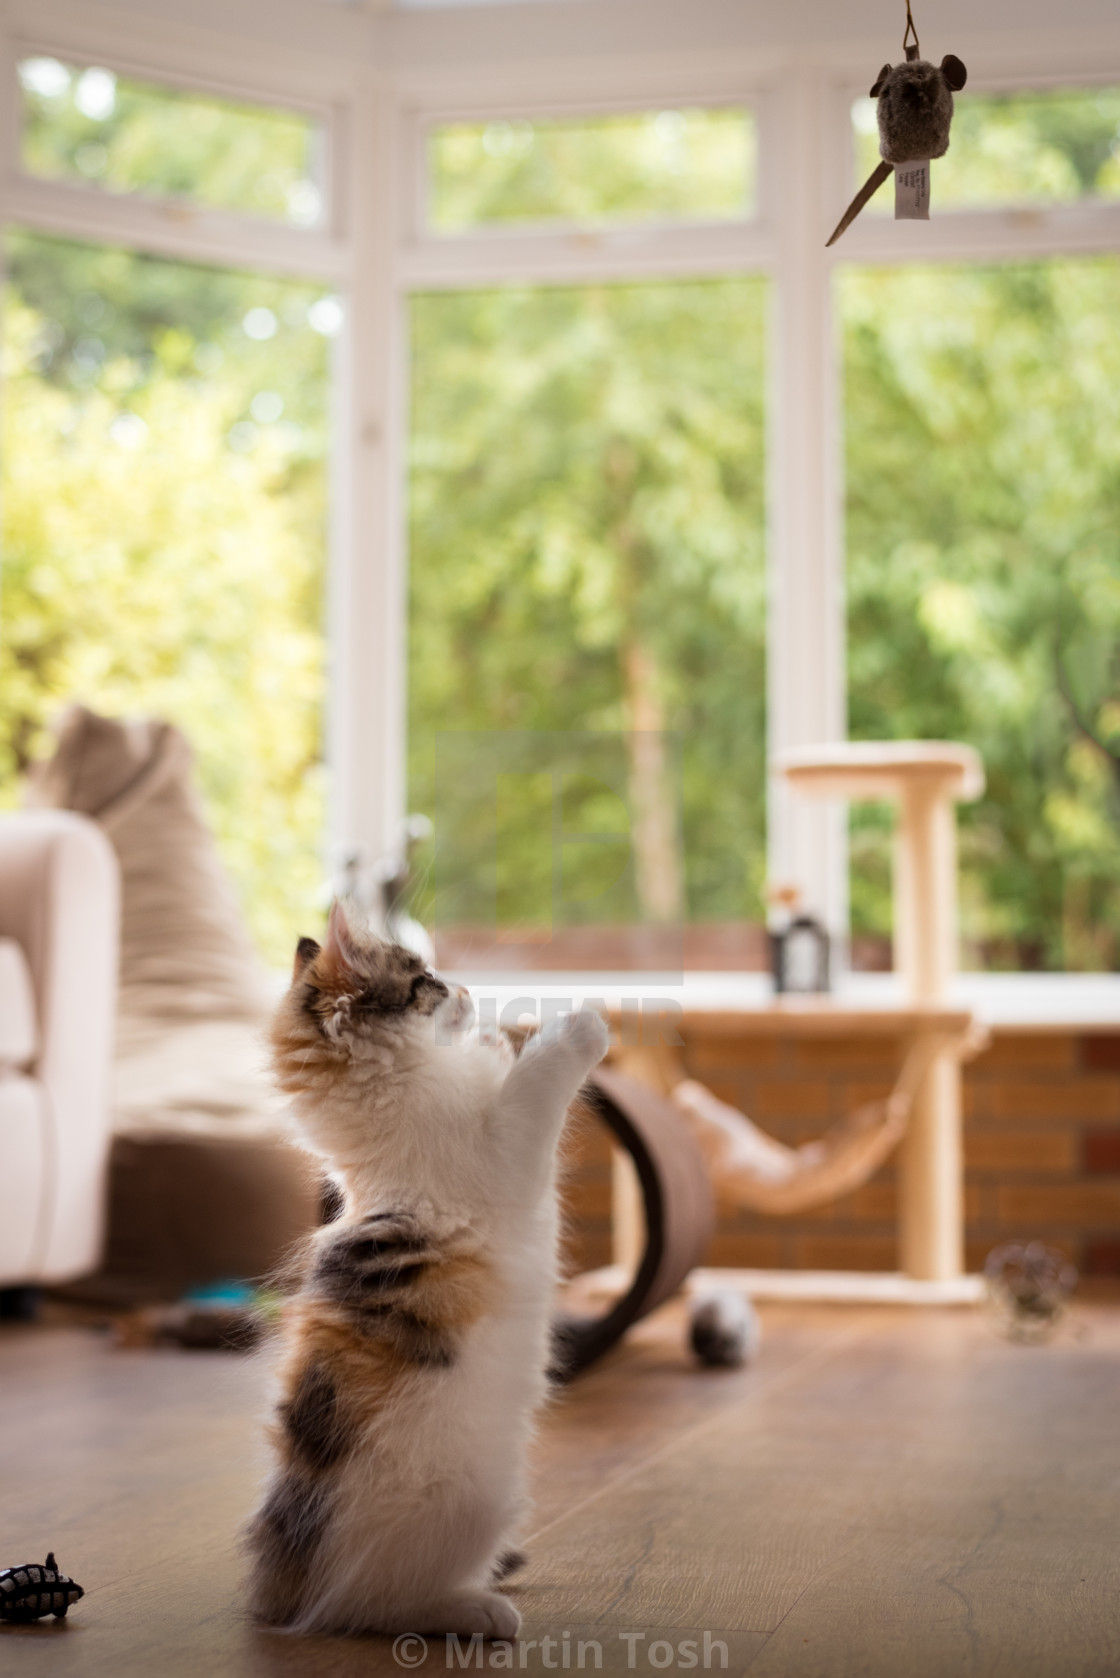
[274,1300,414,1446]
[271,1245,500,1461]
[406,1250,500,1334]
[268,990,347,1097]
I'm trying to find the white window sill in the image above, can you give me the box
[444,969,1120,1032]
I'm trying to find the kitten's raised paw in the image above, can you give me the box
[420,1590,521,1639]
[557,1008,610,1065]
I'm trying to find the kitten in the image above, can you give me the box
[246,902,609,1639]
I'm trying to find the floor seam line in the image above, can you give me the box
[525,1310,881,1544]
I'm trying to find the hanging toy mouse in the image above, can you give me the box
[826,0,966,246]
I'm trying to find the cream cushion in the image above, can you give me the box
[26,707,318,1298]
[0,1075,48,1281]
[0,937,36,1069]
[0,810,119,1286]
[26,705,269,1021]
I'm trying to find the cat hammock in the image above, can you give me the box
[556,1028,971,1370]
[670,1031,950,1215]
[604,741,986,1299]
[556,1042,938,1373]
[610,1029,951,1221]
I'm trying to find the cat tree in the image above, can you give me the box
[777,741,984,1281]
[599,740,987,1315]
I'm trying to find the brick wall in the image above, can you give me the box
[560,1028,1120,1279]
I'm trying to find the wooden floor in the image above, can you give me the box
[2,1301,1118,1678]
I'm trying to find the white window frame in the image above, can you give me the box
[2,40,349,275]
[1,0,1119,974]
[405,92,766,289]
[0,0,404,894]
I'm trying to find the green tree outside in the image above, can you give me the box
[844,258,1120,969]
[1,232,332,965]
[408,279,769,935]
[3,81,1120,973]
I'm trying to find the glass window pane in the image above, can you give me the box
[1,232,336,963]
[408,279,768,972]
[851,86,1120,213]
[19,56,323,226]
[844,258,1120,973]
[429,108,756,231]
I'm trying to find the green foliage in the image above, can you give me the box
[844,258,1120,970]
[853,86,1120,210]
[9,77,1120,979]
[1,234,331,965]
[20,56,318,224]
[428,734,648,934]
[431,108,755,230]
[408,279,768,929]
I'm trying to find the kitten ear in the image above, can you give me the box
[292,936,321,982]
[321,899,362,982]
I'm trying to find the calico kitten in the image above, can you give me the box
[246,902,609,1639]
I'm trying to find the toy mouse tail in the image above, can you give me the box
[826,160,893,247]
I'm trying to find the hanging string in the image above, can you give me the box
[903,0,920,57]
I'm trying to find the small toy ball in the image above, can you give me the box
[0,1553,84,1621]
[688,1288,760,1368]
[984,1241,1078,1344]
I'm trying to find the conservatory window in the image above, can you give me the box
[426,106,756,233]
[850,85,1120,214]
[1,232,334,964]
[407,277,768,972]
[843,255,1120,973]
[18,55,325,227]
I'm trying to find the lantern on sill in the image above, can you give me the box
[768,884,831,995]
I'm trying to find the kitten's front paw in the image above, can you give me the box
[557,1007,610,1067]
[424,1590,521,1639]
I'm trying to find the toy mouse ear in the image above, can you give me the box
[869,63,892,96]
[940,54,967,91]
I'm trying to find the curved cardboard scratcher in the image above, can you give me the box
[552,1066,715,1380]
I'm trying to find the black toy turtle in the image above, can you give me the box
[0,1553,84,1620]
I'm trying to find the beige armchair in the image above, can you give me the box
[26,707,320,1305]
[0,810,119,1292]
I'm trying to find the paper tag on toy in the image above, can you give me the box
[895,161,930,220]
